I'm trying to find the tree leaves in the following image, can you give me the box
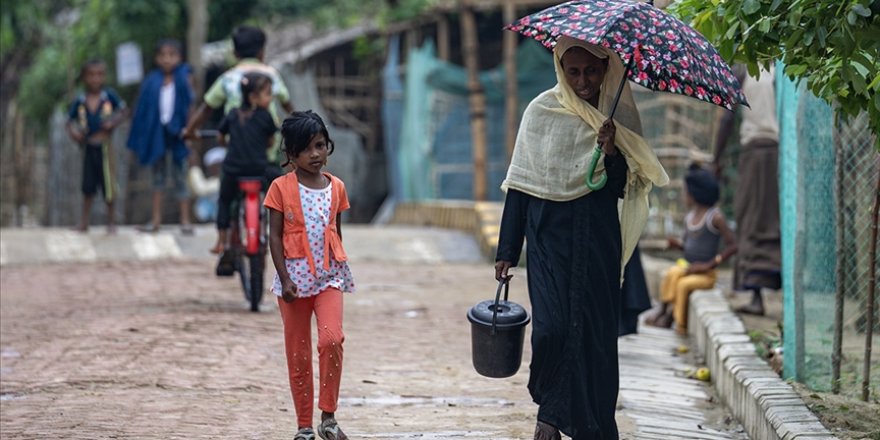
[670,0,880,150]
[852,3,872,17]
[743,0,761,15]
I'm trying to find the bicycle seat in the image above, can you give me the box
[237,177,263,193]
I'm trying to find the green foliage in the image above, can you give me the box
[671,0,880,149]
[17,45,68,124]
[6,0,437,134]
[12,0,188,129]
[306,0,435,30]
[207,0,258,41]
[1,0,57,59]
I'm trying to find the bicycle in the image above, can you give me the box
[197,130,267,312]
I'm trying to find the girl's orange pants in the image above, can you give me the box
[277,288,344,428]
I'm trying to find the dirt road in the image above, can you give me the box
[0,226,744,439]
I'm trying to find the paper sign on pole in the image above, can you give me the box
[116,42,143,86]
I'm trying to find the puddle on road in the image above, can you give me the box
[1,347,21,358]
[339,395,514,408]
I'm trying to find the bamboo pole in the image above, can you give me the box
[503,2,518,161]
[862,166,879,401]
[187,0,209,96]
[437,15,450,61]
[461,4,487,201]
[13,109,24,226]
[832,138,845,393]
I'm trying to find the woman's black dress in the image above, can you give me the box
[619,246,651,337]
[496,154,628,440]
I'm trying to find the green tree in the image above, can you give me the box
[10,0,187,129]
[671,0,880,149]
[1,0,69,125]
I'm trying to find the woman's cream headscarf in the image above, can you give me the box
[501,36,669,273]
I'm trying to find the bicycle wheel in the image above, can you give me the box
[248,253,264,312]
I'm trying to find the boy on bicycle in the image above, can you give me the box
[182,25,294,180]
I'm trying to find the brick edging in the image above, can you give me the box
[688,290,838,440]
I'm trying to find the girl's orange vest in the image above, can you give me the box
[265,172,349,276]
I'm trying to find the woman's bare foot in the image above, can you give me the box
[534,421,561,440]
[736,289,765,315]
[735,303,765,316]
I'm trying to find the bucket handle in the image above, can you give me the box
[491,279,510,336]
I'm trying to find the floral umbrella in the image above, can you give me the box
[505,0,748,189]
[505,0,748,111]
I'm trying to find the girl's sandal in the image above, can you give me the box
[317,417,348,440]
[294,427,315,440]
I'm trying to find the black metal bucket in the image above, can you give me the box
[467,280,530,378]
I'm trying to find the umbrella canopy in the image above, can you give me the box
[505,0,747,111]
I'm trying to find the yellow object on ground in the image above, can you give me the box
[695,367,711,381]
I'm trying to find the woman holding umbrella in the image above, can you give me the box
[495,2,745,437]
[494,35,668,439]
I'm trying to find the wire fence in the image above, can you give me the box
[780,78,879,400]
[633,75,879,400]
[832,112,879,398]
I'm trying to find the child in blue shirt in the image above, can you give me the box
[127,39,196,234]
[66,59,127,233]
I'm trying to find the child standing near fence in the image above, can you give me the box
[127,39,195,234]
[265,111,354,440]
[66,58,127,233]
[211,72,278,255]
[646,164,737,334]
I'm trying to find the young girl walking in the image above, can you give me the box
[211,72,278,254]
[265,110,354,440]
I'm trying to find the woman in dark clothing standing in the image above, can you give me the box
[494,36,668,440]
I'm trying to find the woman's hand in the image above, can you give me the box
[280,278,297,303]
[598,119,618,156]
[495,260,514,282]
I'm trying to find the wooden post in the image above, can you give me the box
[187,0,209,96]
[863,172,879,401]
[437,15,450,61]
[405,29,418,63]
[13,108,25,226]
[461,5,487,201]
[503,2,518,160]
[832,142,845,393]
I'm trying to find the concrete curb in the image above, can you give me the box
[688,289,838,440]
[0,227,190,266]
[391,200,502,260]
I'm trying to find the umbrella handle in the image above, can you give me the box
[585,146,607,191]
[586,49,637,191]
